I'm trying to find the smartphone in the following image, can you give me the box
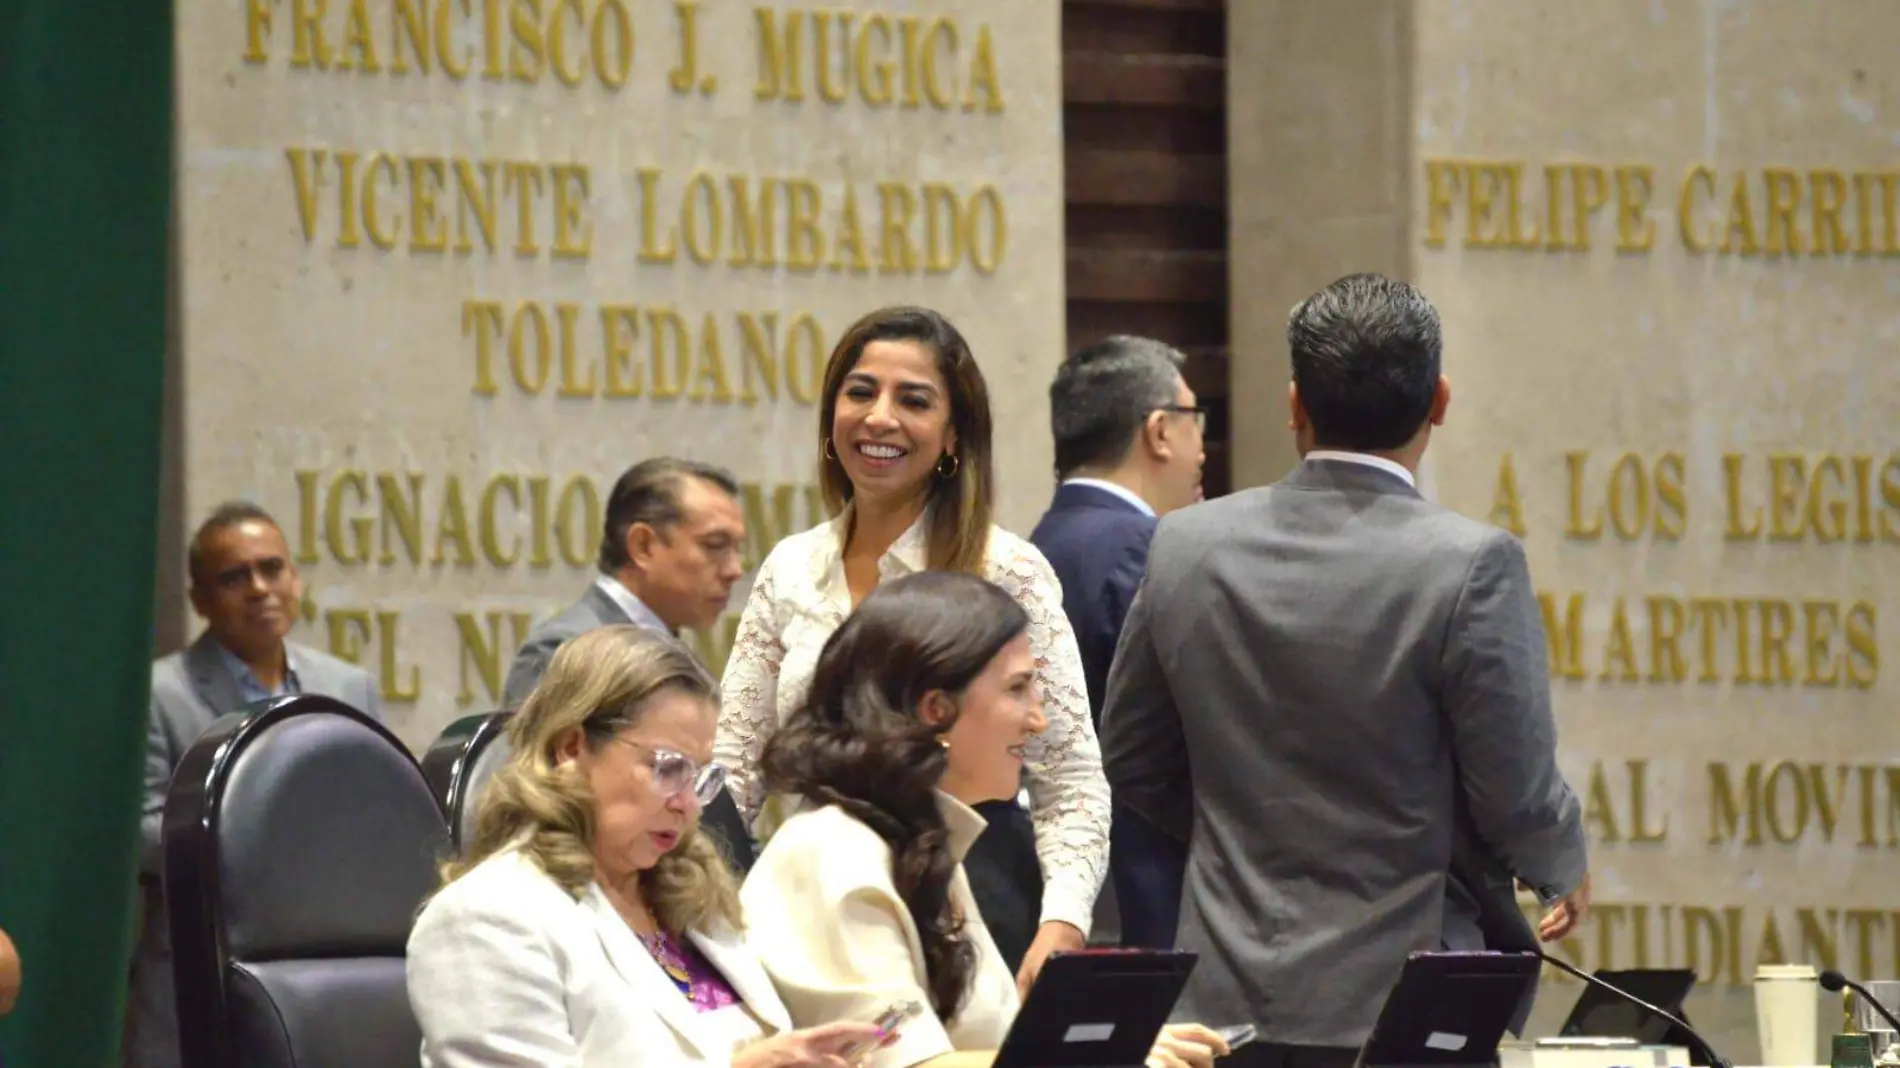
[870,1000,924,1035]
[841,1000,926,1060]
[1215,1024,1258,1051]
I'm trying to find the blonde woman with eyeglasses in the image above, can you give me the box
[407,625,882,1068]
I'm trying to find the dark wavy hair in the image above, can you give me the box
[760,571,1029,1021]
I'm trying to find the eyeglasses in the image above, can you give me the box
[1158,405,1206,433]
[612,739,727,806]
[211,556,290,591]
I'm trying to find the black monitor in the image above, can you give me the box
[993,949,1198,1068]
[1558,969,1700,1056]
[1357,951,1542,1068]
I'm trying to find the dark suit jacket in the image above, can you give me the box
[1030,482,1185,948]
[1029,482,1157,716]
[968,483,1157,961]
[1099,459,1586,1047]
[502,583,645,708]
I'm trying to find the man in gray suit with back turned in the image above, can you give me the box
[1100,273,1590,1068]
[130,501,380,1068]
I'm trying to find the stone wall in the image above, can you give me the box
[1416,0,1900,1057]
[170,0,1065,749]
[1231,0,1900,1058]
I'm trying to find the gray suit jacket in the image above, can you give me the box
[502,583,664,708]
[1099,459,1586,1048]
[129,633,379,1068]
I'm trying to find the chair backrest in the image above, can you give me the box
[421,711,758,874]
[164,695,447,1068]
[419,710,513,853]
[702,787,758,876]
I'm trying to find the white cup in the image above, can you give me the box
[1755,963,1819,1066]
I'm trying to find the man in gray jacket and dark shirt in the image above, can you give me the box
[132,502,381,1068]
[1100,273,1589,1068]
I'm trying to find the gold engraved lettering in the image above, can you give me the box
[252,0,631,88]
[326,607,372,665]
[1614,165,1656,252]
[1600,597,1639,682]
[753,8,1000,113]
[454,610,535,705]
[554,476,599,567]
[484,300,828,403]
[294,471,323,564]
[1570,164,1609,251]
[630,169,1003,277]
[1488,453,1527,536]
[1679,165,1716,252]
[669,1,711,95]
[287,148,588,259]
[1538,592,1587,681]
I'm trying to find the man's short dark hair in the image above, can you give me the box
[1286,273,1443,452]
[598,458,740,573]
[1049,336,1187,478]
[187,500,281,586]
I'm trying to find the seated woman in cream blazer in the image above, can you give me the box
[406,625,881,1068]
[742,573,1229,1068]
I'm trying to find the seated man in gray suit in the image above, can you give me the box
[130,501,380,1068]
[502,457,744,707]
[1100,273,1589,1068]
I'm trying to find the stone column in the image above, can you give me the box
[1226,0,1415,489]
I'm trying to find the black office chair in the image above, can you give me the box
[701,786,759,875]
[419,710,513,854]
[421,710,759,874]
[164,694,447,1068]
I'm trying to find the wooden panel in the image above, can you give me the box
[1066,149,1225,209]
[1176,347,1230,397]
[1068,0,1224,13]
[1063,0,1230,498]
[1065,5,1224,54]
[1064,205,1226,251]
[1067,300,1228,352]
[1063,56,1224,109]
[1067,250,1227,303]
[1065,105,1224,154]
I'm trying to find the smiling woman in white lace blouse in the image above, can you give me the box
[713,305,1111,995]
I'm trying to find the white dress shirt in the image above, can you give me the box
[742,793,1021,1068]
[593,575,673,634]
[714,511,1110,934]
[1304,449,1418,487]
[407,848,792,1068]
[1060,477,1156,517]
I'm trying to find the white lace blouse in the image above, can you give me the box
[714,512,1111,935]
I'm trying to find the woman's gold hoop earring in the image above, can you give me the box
[936,453,960,478]
[824,437,838,461]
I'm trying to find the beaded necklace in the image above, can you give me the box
[640,928,695,999]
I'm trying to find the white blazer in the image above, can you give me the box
[407,847,794,1068]
[742,794,1020,1068]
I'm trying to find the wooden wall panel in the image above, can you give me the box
[1063,0,1231,497]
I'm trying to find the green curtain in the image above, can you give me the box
[0,0,173,1063]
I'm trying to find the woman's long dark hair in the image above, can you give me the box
[760,571,1029,1022]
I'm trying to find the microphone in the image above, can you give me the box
[1535,951,1732,1068]
[1820,969,1900,1037]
